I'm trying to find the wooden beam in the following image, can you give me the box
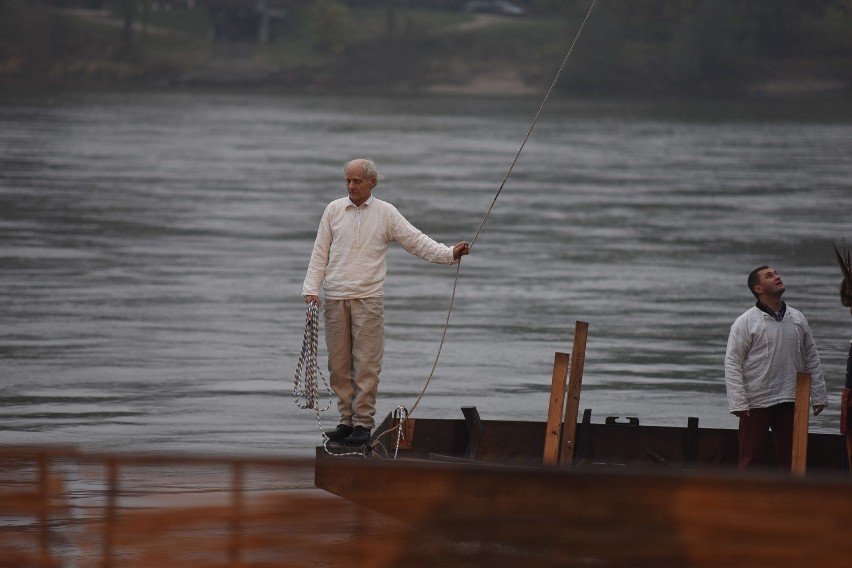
[543,352,570,465]
[791,372,812,476]
[559,321,589,467]
[229,461,243,565]
[37,455,50,568]
[102,459,119,568]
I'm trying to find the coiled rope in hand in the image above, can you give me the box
[293,301,332,413]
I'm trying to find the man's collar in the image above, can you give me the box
[756,300,787,322]
[347,195,375,208]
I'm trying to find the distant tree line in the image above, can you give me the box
[13,0,852,59]
[333,0,852,95]
[557,0,852,95]
[354,0,852,58]
[1,0,850,94]
[0,0,203,80]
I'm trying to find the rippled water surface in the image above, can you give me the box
[1,91,850,457]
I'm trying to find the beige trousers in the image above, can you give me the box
[323,297,384,429]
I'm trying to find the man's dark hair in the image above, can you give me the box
[748,265,770,299]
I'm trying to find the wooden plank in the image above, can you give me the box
[542,352,570,465]
[37,455,49,566]
[791,372,812,476]
[102,459,119,568]
[559,321,589,467]
[229,461,244,565]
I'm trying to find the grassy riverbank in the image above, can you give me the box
[1,2,850,98]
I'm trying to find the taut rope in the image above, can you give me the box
[303,1,599,458]
[469,0,598,249]
[374,0,600,455]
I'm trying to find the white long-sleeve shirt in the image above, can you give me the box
[302,195,456,300]
[724,305,828,413]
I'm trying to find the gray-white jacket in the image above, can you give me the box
[724,305,828,413]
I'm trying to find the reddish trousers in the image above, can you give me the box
[737,402,795,471]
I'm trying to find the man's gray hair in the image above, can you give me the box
[344,158,382,182]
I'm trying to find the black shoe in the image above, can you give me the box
[325,424,353,441]
[346,426,371,445]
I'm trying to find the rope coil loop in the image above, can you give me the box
[293,301,332,412]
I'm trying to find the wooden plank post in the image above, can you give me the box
[37,454,50,568]
[102,459,119,568]
[791,372,812,476]
[229,461,244,565]
[559,321,589,467]
[543,352,571,465]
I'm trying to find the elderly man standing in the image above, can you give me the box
[302,159,470,445]
[724,265,828,471]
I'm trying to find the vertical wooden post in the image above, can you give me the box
[791,372,812,476]
[229,462,244,566]
[37,454,50,568]
[102,459,119,568]
[543,352,570,465]
[559,321,589,467]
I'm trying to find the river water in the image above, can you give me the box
[1,90,850,458]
